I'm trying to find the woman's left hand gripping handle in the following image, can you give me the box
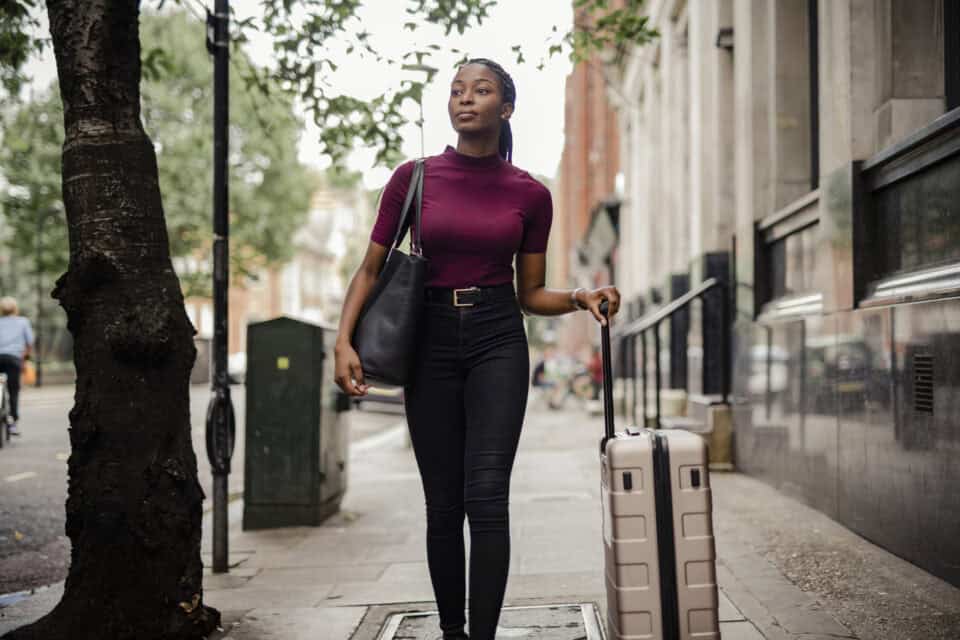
[334,342,370,396]
[584,286,621,325]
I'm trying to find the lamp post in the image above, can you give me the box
[205,0,236,575]
[35,207,42,387]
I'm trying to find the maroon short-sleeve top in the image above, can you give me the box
[370,145,553,288]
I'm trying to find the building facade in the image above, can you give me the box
[564,0,960,587]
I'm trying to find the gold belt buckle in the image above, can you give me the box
[453,287,478,307]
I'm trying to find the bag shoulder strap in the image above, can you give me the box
[390,158,425,254]
[413,159,424,254]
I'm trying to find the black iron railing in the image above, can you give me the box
[613,278,731,427]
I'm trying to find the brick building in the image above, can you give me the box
[553,48,622,356]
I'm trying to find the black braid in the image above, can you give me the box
[464,57,516,163]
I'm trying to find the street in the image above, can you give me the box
[4,0,960,637]
[2,387,959,638]
[0,386,72,596]
[0,383,402,596]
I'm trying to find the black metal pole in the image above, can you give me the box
[654,323,661,428]
[721,283,731,404]
[630,335,638,426]
[619,337,628,418]
[205,0,235,575]
[641,331,647,427]
[34,210,42,387]
[764,325,773,421]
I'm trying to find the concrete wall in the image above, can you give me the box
[614,0,949,309]
[606,0,957,586]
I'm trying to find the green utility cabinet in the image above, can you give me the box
[243,317,350,529]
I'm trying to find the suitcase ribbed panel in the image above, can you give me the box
[664,430,720,639]
[603,431,662,640]
[602,429,719,640]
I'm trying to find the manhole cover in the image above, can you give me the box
[376,603,604,640]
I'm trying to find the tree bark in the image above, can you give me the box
[4,1,220,638]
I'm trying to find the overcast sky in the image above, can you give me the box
[22,1,574,190]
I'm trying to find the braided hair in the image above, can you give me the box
[463,57,516,163]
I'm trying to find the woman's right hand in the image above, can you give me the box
[334,341,369,396]
[333,241,389,397]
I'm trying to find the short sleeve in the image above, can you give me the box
[22,318,33,347]
[519,181,553,253]
[370,160,416,248]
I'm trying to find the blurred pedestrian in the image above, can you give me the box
[0,297,35,436]
[531,356,547,387]
[333,59,621,640]
[531,345,555,389]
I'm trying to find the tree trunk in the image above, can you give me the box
[4,1,220,638]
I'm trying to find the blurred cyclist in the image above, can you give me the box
[0,297,35,436]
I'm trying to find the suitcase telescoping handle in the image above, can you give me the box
[599,300,615,453]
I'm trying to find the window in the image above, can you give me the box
[860,107,960,304]
[869,141,960,278]
[755,191,820,312]
[768,225,818,299]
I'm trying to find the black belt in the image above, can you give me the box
[424,283,516,307]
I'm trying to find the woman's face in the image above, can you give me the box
[448,63,513,137]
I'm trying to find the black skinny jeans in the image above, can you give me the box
[0,355,21,422]
[403,292,529,640]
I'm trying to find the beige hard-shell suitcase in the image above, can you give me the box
[598,302,720,640]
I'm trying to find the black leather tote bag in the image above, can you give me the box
[351,159,426,386]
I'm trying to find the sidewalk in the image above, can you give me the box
[2,406,959,638]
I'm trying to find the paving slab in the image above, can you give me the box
[204,570,260,590]
[246,564,388,588]
[323,579,437,606]
[719,621,766,640]
[712,472,960,639]
[204,585,334,610]
[719,589,746,622]
[3,408,959,639]
[504,573,603,600]
[377,603,605,640]
[210,605,367,640]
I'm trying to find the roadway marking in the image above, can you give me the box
[5,472,38,483]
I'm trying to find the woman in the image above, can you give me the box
[334,59,620,640]
[0,297,34,436]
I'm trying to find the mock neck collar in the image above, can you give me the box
[443,145,504,169]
